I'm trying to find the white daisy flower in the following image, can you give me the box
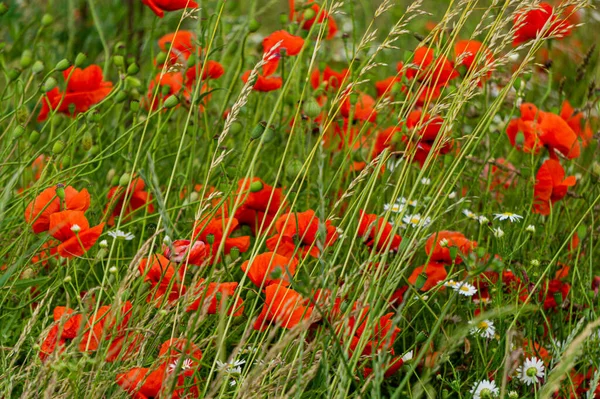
[448,191,457,199]
[70,224,81,233]
[493,212,523,223]
[401,350,414,362]
[470,319,496,339]
[99,239,108,248]
[492,228,504,238]
[443,280,459,289]
[516,357,545,385]
[402,214,431,227]
[108,230,135,241]
[216,359,245,374]
[168,358,194,374]
[438,238,449,247]
[469,379,499,399]
[463,209,478,220]
[477,215,489,224]
[384,203,405,213]
[420,177,431,185]
[526,224,536,233]
[456,282,477,297]
[400,197,419,207]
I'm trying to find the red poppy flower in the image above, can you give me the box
[298,0,338,39]
[408,262,448,291]
[348,311,400,357]
[253,284,314,331]
[234,177,286,235]
[533,159,576,215]
[40,306,82,361]
[159,338,203,375]
[186,278,244,316]
[480,158,518,193]
[453,40,494,84]
[79,301,133,352]
[363,356,405,378]
[38,65,112,122]
[158,30,196,64]
[146,71,185,110]
[48,210,104,258]
[116,365,167,399]
[106,177,154,226]
[513,2,572,46]
[193,216,251,258]
[539,279,570,309]
[505,118,543,154]
[262,30,305,75]
[560,100,593,147]
[424,231,477,265]
[537,110,580,160]
[406,47,459,88]
[357,210,402,252]
[310,66,348,91]
[138,254,186,304]
[340,92,377,122]
[105,332,143,362]
[163,239,209,266]
[25,185,90,234]
[241,252,298,288]
[185,60,225,82]
[375,76,402,98]
[403,110,452,166]
[142,0,198,18]
[266,210,338,258]
[241,70,283,92]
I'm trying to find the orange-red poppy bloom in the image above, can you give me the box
[406,47,459,88]
[560,100,594,147]
[253,284,314,331]
[48,210,104,258]
[539,279,570,309]
[241,70,283,92]
[262,30,305,75]
[186,278,244,316]
[424,231,477,265]
[298,0,338,39]
[146,71,185,109]
[241,252,298,288]
[163,239,209,266]
[78,301,133,353]
[513,2,572,46]
[533,159,576,215]
[408,262,448,291]
[357,210,402,252]
[106,177,154,226]
[375,76,402,98]
[311,66,348,91]
[158,30,196,64]
[142,0,198,18]
[234,177,286,235]
[159,338,203,375]
[402,110,452,166]
[116,365,168,399]
[138,254,186,304]
[454,40,494,84]
[266,210,338,258]
[38,65,112,122]
[340,92,377,122]
[193,216,251,257]
[25,185,90,234]
[348,311,400,357]
[39,306,82,361]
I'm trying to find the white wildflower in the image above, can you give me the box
[470,319,496,339]
[469,379,499,399]
[108,230,135,241]
[493,212,523,223]
[516,357,545,385]
[492,228,504,238]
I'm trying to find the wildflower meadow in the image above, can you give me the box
[1,0,600,397]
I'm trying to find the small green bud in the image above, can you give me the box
[8,68,21,81]
[186,53,196,68]
[250,121,268,141]
[536,325,545,336]
[206,234,215,245]
[303,8,316,20]
[230,247,240,260]
[415,331,428,343]
[12,125,25,139]
[63,275,72,283]
[55,59,70,72]
[514,131,525,146]
[110,175,120,186]
[74,52,87,67]
[32,60,44,74]
[115,91,128,103]
[43,76,58,92]
[130,100,140,112]
[270,266,283,279]
[61,155,71,168]
[119,173,131,187]
[230,121,243,135]
[113,55,125,68]
[415,273,427,290]
[155,52,168,66]
[106,168,116,183]
[302,98,321,118]
[125,76,142,88]
[0,3,8,16]
[29,130,40,144]
[279,13,288,25]
[248,19,260,33]
[52,140,65,155]
[127,63,139,75]
[286,159,303,177]
[89,144,101,156]
[41,13,53,26]
[20,50,33,69]
[249,180,263,192]
[161,84,172,96]
[113,41,126,54]
[163,95,179,109]
[82,131,93,151]
[55,184,65,199]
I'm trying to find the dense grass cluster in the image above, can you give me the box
[1,0,600,398]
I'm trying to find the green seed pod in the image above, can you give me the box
[20,50,33,69]
[110,175,120,186]
[55,58,70,71]
[303,8,316,20]
[74,52,87,67]
[186,53,196,68]
[29,130,40,144]
[12,125,25,139]
[286,159,303,177]
[113,55,125,68]
[163,95,179,109]
[279,13,288,25]
[55,184,65,199]
[82,131,93,151]
[415,273,427,290]
[250,122,266,140]
[230,121,243,135]
[31,60,44,74]
[127,63,140,75]
[113,41,126,54]
[415,331,428,343]
[130,100,140,112]
[8,68,21,81]
[270,266,283,279]
[106,168,116,183]
[16,107,28,124]
[115,91,128,103]
[52,140,65,155]
[41,13,53,26]
[0,3,8,16]
[206,234,215,245]
[119,173,131,186]
[229,246,240,260]
[155,52,167,66]
[125,76,142,88]
[61,155,71,168]
[249,180,263,192]
[302,98,321,118]
[248,19,260,33]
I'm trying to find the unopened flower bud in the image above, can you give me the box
[127,63,139,75]
[55,58,70,71]
[249,180,263,192]
[230,246,240,260]
[303,8,316,20]
[130,100,140,112]
[415,273,427,290]
[163,95,179,109]
[99,239,108,248]
[74,52,87,67]
[155,52,167,66]
[230,121,243,135]
[186,53,196,68]
[89,145,100,155]
[206,234,215,245]
[8,68,21,81]
[302,98,321,118]
[113,55,125,68]
[81,131,93,151]
[248,19,260,32]
[41,13,53,26]
[32,60,44,74]
[52,140,65,155]
[279,13,288,25]
[20,50,33,69]
[29,130,40,144]
[12,125,25,139]
[119,173,131,186]
[63,275,72,283]
[61,155,71,168]
[109,266,117,274]
[115,91,128,103]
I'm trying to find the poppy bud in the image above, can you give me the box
[55,59,70,71]
[7,68,21,81]
[230,247,240,260]
[186,54,196,68]
[249,180,263,192]
[415,331,428,343]
[108,266,117,273]
[279,13,288,25]
[514,131,525,146]
[106,168,116,183]
[115,91,128,103]
[230,121,243,135]
[270,266,283,279]
[448,246,458,262]
[248,19,260,32]
[189,191,199,202]
[61,155,71,168]
[206,234,215,244]
[52,140,65,155]
[82,131,93,151]
[130,100,140,112]
[41,13,53,26]
[12,125,25,139]
[89,145,100,156]
[32,61,44,74]
[0,3,7,15]
[29,130,40,144]
[113,55,125,68]
[303,8,316,20]
[286,159,303,177]
[63,275,72,283]
[127,63,140,75]
[119,173,131,186]
[20,50,33,69]
[415,273,427,290]
[113,41,126,54]
[161,84,172,96]
[155,52,167,66]
[302,98,321,118]
[536,325,545,336]
[74,52,87,67]
[99,239,108,249]
[250,121,272,142]
[68,103,76,115]
[553,292,563,306]
[110,175,120,186]
[163,95,180,109]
